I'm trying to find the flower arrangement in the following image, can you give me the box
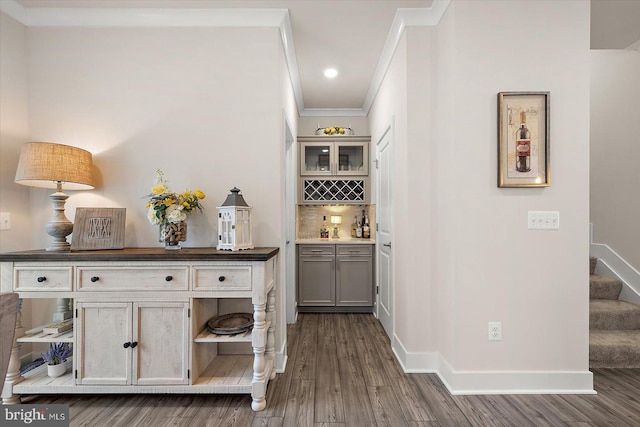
[145,169,205,226]
[42,342,72,366]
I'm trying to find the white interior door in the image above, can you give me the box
[376,125,393,338]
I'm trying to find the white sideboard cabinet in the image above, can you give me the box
[0,247,278,411]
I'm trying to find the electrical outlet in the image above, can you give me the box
[528,211,560,230]
[488,321,502,341]
[0,212,10,231]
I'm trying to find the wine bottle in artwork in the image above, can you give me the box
[515,111,531,172]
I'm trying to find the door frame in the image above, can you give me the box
[375,120,394,338]
[283,113,297,324]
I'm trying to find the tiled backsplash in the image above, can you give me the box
[297,205,375,239]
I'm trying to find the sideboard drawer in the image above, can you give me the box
[77,266,189,291]
[192,265,251,291]
[14,266,73,292]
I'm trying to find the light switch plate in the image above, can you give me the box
[528,211,559,230]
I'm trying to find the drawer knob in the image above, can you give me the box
[218,276,226,282]
[90,276,100,282]
[37,276,47,283]
[165,275,173,282]
[123,342,131,348]
[130,341,138,349]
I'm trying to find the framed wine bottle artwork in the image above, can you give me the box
[497,92,550,187]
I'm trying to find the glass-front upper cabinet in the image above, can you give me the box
[299,138,369,176]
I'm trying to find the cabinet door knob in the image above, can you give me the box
[130,341,138,349]
[165,275,173,282]
[37,276,47,283]
[218,276,226,282]
[90,276,100,282]
[123,342,131,348]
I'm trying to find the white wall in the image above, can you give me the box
[590,50,640,270]
[369,27,436,355]
[369,0,592,391]
[0,12,31,253]
[1,22,293,366]
[25,26,283,250]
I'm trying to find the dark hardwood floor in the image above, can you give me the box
[25,313,640,426]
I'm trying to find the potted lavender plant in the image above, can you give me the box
[42,342,72,378]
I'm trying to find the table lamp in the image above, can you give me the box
[15,142,96,251]
[330,215,342,239]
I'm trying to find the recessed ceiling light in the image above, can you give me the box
[324,68,338,78]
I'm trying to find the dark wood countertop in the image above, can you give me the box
[0,247,279,262]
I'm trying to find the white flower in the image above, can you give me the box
[147,206,162,225]
[165,204,187,223]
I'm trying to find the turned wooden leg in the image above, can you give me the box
[2,299,24,405]
[267,289,276,380]
[251,302,267,411]
[53,297,72,321]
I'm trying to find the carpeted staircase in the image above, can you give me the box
[589,257,640,368]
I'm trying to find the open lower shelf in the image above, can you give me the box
[14,355,273,395]
[192,354,254,390]
[14,360,74,393]
[17,330,74,343]
[194,329,252,343]
[193,320,270,343]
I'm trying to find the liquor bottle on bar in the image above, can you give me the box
[515,111,531,172]
[321,216,329,239]
[363,214,370,239]
[351,216,358,238]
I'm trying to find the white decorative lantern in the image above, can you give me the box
[216,187,254,251]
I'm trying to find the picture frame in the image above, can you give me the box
[498,91,550,187]
[71,208,126,251]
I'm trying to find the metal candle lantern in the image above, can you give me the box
[216,187,254,251]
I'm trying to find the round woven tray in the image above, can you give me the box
[207,312,254,335]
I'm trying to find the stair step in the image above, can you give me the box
[590,300,640,330]
[590,330,640,368]
[590,256,597,275]
[590,275,622,300]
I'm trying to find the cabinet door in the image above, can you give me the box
[336,256,373,306]
[298,256,335,306]
[132,302,190,385]
[300,142,334,176]
[76,302,132,385]
[335,142,368,175]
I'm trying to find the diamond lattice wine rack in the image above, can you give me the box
[302,179,366,203]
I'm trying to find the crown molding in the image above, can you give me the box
[0,0,451,118]
[0,2,286,27]
[361,0,450,114]
[626,39,640,51]
[0,0,27,23]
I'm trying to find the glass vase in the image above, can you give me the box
[160,221,187,250]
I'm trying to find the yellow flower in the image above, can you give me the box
[151,185,166,195]
[194,190,205,199]
[181,191,191,199]
[183,202,190,208]
[145,201,151,208]
[164,198,175,207]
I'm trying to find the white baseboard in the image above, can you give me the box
[391,335,595,394]
[275,341,287,373]
[590,232,640,304]
[391,334,438,372]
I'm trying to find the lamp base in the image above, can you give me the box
[44,190,73,252]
